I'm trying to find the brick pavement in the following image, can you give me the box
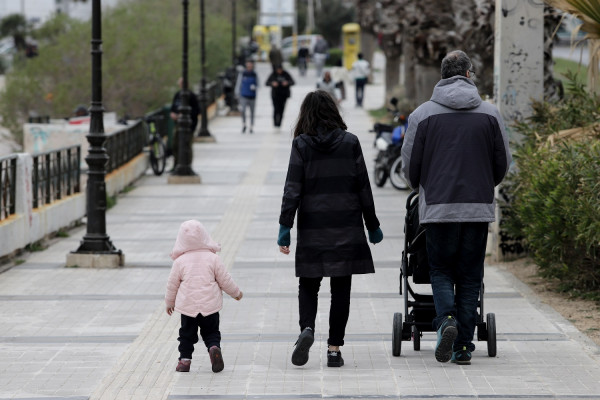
[0,58,599,399]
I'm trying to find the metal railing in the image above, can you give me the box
[105,119,146,174]
[0,155,17,221]
[205,80,223,105]
[32,146,81,209]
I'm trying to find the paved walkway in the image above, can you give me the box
[1,60,599,400]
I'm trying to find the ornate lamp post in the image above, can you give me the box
[196,0,214,141]
[67,0,123,268]
[228,0,239,111]
[169,0,201,183]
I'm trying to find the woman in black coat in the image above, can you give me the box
[266,65,295,127]
[277,90,383,368]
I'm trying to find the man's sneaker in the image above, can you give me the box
[176,359,191,372]
[451,346,472,365]
[291,327,314,366]
[327,350,344,367]
[435,316,458,363]
[209,346,224,373]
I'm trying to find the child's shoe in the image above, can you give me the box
[176,359,191,372]
[327,350,344,367]
[209,346,224,373]
[291,327,314,366]
[435,315,458,363]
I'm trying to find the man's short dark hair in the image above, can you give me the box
[441,50,472,79]
[358,53,363,60]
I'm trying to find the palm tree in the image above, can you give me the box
[544,0,600,93]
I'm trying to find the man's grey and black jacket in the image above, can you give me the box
[401,76,512,224]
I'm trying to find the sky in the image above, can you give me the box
[0,0,122,23]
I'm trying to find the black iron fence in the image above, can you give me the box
[205,80,223,106]
[105,119,146,174]
[0,154,17,221]
[32,146,81,209]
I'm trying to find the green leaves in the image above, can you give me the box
[0,0,234,142]
[504,80,600,293]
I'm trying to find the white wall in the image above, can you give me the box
[0,150,148,260]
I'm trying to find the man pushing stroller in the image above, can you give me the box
[401,50,511,365]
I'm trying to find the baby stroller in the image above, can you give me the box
[392,191,497,357]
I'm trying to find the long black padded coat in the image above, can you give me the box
[279,126,380,278]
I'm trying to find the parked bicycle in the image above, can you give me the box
[144,115,168,176]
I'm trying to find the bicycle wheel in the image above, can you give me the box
[149,136,167,176]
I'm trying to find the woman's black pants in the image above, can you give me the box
[298,276,352,346]
[272,95,288,127]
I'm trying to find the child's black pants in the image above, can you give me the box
[178,312,221,359]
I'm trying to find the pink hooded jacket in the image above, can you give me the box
[165,220,241,318]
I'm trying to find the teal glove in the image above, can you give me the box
[368,227,383,244]
[277,224,291,246]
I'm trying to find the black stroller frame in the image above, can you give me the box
[392,191,497,357]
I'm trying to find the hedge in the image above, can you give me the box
[504,75,600,295]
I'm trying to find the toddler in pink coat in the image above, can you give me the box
[165,220,243,373]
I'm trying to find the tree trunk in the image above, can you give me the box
[403,40,416,104]
[415,65,439,105]
[385,54,401,101]
[360,31,377,82]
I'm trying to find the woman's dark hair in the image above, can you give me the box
[293,90,347,138]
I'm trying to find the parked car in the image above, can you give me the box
[281,34,323,61]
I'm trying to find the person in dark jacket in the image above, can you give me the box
[268,44,283,71]
[277,90,384,368]
[170,77,200,169]
[401,50,512,365]
[266,65,295,128]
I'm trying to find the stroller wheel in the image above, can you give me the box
[392,312,402,357]
[412,325,420,351]
[487,313,497,357]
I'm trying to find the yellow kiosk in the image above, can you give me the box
[342,23,361,70]
[252,25,270,61]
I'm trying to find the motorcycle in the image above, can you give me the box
[372,98,410,190]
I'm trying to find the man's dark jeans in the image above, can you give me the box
[425,222,488,351]
[355,78,367,106]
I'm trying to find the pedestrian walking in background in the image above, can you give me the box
[313,37,329,78]
[351,53,370,107]
[266,65,295,128]
[165,220,243,373]
[234,60,259,134]
[401,50,511,365]
[170,77,199,170]
[269,44,283,72]
[316,71,339,104]
[330,59,348,102]
[277,91,384,368]
[297,41,310,76]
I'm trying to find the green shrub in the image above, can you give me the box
[288,54,297,67]
[504,75,600,293]
[325,48,343,67]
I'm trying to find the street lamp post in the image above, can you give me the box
[228,0,239,111]
[232,0,236,66]
[197,0,214,140]
[67,0,123,268]
[169,0,201,183]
